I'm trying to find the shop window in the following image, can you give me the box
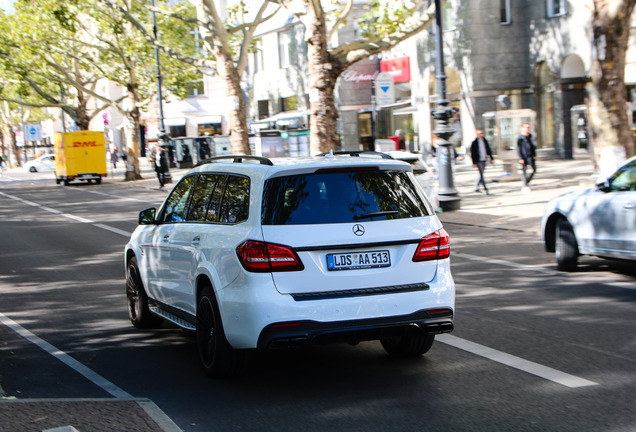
[197,123,221,136]
[169,125,186,138]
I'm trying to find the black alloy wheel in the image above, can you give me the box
[196,285,246,378]
[126,256,162,328]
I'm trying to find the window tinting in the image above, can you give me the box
[186,174,221,222]
[219,176,250,224]
[161,176,196,223]
[261,170,431,225]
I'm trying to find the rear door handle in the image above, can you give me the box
[192,236,201,246]
[163,234,170,242]
[624,202,635,209]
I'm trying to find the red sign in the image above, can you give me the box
[72,141,100,147]
[380,56,411,83]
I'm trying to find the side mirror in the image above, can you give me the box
[597,179,611,193]
[139,208,157,225]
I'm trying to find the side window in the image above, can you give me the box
[186,174,221,222]
[219,176,250,224]
[161,176,196,223]
[609,161,636,192]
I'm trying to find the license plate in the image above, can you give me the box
[327,250,391,271]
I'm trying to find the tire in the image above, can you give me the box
[556,219,578,271]
[96,177,102,184]
[126,256,163,328]
[29,166,37,173]
[196,285,247,378]
[381,331,435,357]
[63,179,69,186]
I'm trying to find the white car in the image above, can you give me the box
[542,155,636,270]
[24,154,55,172]
[387,151,440,211]
[125,152,455,377]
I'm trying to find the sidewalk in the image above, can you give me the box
[0,398,182,432]
[436,157,597,236]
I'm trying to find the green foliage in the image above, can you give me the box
[358,0,418,39]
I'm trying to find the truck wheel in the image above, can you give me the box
[126,256,163,329]
[63,179,69,186]
[55,178,61,185]
[381,332,435,357]
[196,285,247,378]
[556,220,578,271]
[96,177,102,185]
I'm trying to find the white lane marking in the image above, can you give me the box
[0,312,132,398]
[457,252,559,276]
[93,223,133,237]
[438,334,598,388]
[0,191,132,237]
[457,252,636,291]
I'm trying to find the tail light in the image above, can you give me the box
[412,229,450,262]
[236,240,305,272]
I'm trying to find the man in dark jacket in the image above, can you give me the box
[517,122,536,191]
[470,129,494,194]
[154,145,169,190]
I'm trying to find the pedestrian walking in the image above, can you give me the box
[470,129,494,194]
[111,149,119,169]
[517,122,536,192]
[154,145,169,190]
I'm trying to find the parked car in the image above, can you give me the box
[542,155,636,270]
[125,151,455,377]
[388,151,440,211]
[24,154,55,172]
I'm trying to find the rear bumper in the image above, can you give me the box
[257,308,453,349]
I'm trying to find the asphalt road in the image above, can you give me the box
[1,169,635,432]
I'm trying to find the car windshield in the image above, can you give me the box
[261,169,431,225]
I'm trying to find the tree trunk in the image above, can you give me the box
[124,79,143,181]
[214,54,251,155]
[305,4,343,155]
[74,91,91,131]
[588,0,636,177]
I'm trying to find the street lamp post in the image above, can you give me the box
[432,0,460,211]
[151,0,170,181]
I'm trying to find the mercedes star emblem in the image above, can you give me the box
[352,224,365,236]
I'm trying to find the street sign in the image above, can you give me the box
[374,72,395,107]
[23,123,42,142]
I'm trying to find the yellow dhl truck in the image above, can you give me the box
[55,131,107,185]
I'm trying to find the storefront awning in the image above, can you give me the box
[196,115,223,124]
[255,110,310,124]
[164,118,186,126]
[392,105,418,115]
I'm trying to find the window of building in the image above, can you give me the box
[169,125,186,138]
[187,76,204,97]
[547,0,566,17]
[443,0,456,31]
[278,30,290,68]
[258,100,270,119]
[280,96,298,112]
[197,122,221,136]
[253,40,264,73]
[500,0,511,24]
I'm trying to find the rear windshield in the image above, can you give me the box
[261,170,432,225]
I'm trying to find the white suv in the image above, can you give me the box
[125,152,455,377]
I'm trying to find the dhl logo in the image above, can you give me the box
[71,141,102,147]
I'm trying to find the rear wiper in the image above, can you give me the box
[353,211,399,221]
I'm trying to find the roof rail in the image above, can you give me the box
[317,150,394,160]
[195,155,274,167]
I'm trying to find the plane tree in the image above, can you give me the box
[588,0,636,176]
